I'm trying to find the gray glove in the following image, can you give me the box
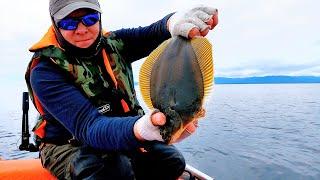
[168,5,218,38]
[134,109,164,142]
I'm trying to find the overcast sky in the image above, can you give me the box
[0,0,319,111]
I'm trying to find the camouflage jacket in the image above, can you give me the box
[25,27,145,139]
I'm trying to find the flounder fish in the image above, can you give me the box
[139,36,214,144]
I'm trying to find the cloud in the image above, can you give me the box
[216,61,320,77]
[1,0,319,113]
[1,0,319,82]
[314,40,320,46]
[289,65,320,76]
[210,0,320,74]
[0,0,50,41]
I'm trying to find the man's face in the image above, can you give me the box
[58,9,100,48]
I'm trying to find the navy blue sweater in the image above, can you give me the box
[30,14,172,151]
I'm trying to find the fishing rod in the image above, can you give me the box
[19,92,38,152]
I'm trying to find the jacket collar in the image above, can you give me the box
[29,26,62,52]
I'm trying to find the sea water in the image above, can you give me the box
[1,84,319,180]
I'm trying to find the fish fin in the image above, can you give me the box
[139,39,171,109]
[190,37,214,98]
[169,118,199,144]
[169,126,185,144]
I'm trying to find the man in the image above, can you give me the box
[26,0,218,179]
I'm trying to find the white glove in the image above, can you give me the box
[168,5,218,38]
[134,109,164,142]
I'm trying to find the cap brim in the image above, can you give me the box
[54,2,102,20]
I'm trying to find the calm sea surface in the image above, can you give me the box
[1,84,319,180]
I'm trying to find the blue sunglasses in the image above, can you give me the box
[57,12,100,30]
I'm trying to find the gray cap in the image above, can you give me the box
[50,0,102,21]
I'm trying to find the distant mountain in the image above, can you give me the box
[214,76,320,84]
[134,76,320,85]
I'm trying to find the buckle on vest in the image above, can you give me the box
[98,104,111,114]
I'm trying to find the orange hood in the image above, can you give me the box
[29,26,61,52]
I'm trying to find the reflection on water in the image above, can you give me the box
[1,84,320,180]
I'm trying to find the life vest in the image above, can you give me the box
[25,26,144,139]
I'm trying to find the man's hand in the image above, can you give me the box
[134,108,205,142]
[173,108,205,143]
[134,110,166,142]
[168,5,218,39]
[173,120,199,143]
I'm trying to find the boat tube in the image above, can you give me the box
[0,159,213,180]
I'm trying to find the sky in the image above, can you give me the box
[0,0,319,111]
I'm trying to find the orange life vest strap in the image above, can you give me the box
[34,119,47,138]
[102,49,131,113]
[30,58,47,138]
[102,49,118,88]
[30,57,40,71]
[121,99,130,113]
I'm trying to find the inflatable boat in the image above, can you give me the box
[0,159,213,180]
